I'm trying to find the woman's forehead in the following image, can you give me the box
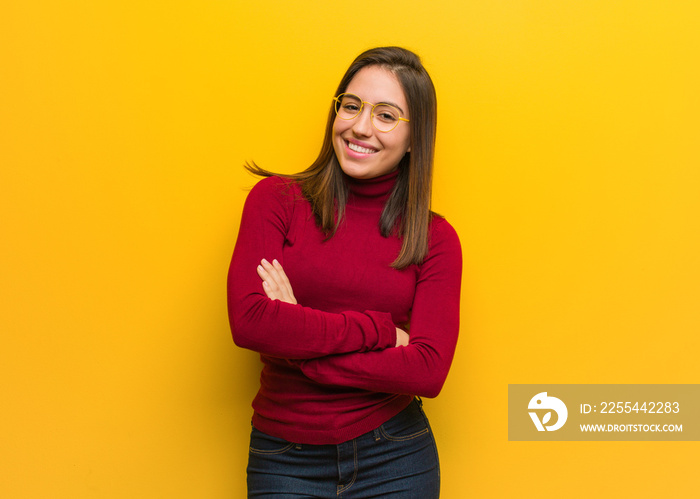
[345,66,407,109]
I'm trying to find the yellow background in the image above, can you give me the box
[2,1,698,497]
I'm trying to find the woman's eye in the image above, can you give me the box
[343,104,360,112]
[375,111,398,122]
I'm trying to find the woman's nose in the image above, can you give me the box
[351,107,373,136]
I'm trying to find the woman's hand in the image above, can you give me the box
[257,259,297,305]
[395,327,409,347]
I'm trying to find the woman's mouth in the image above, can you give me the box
[347,141,378,155]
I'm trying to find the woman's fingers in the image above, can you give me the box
[256,262,277,298]
[395,327,410,347]
[257,259,297,305]
[257,259,282,298]
[271,259,296,297]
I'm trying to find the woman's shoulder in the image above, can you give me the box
[429,213,459,240]
[246,175,303,204]
[250,175,301,194]
[426,213,462,258]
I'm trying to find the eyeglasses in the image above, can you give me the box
[333,93,410,133]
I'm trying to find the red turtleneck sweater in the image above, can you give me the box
[227,171,462,444]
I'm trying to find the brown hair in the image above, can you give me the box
[246,46,437,269]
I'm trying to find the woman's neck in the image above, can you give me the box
[344,169,399,204]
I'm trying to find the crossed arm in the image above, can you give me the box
[256,258,410,347]
[253,226,462,399]
[229,177,462,397]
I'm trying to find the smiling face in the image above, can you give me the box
[332,66,411,180]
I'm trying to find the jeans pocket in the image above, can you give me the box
[379,401,431,442]
[249,427,296,455]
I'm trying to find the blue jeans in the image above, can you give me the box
[247,398,440,498]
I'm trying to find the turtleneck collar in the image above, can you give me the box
[344,169,399,202]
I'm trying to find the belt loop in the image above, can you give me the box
[373,428,381,441]
[415,396,423,408]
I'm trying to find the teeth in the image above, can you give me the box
[348,142,377,154]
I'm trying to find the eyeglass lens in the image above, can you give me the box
[334,94,402,132]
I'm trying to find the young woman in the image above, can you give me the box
[227,46,462,498]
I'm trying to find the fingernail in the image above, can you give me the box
[257,265,263,272]
[272,259,279,265]
[261,258,269,265]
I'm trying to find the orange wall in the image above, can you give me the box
[2,1,698,497]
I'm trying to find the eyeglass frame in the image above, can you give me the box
[332,93,410,133]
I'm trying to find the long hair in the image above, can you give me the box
[246,46,437,269]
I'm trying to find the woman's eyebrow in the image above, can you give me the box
[376,100,406,114]
[348,92,407,115]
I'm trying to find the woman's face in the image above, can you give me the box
[332,66,411,180]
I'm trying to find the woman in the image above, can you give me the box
[228,46,462,498]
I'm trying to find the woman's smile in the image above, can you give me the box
[346,139,378,156]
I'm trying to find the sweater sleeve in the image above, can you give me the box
[227,176,397,359]
[298,218,462,398]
